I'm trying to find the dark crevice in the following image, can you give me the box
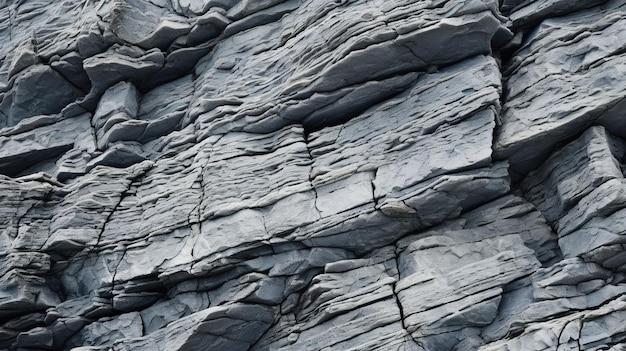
[88,165,152,256]
[390,247,423,348]
[0,144,72,177]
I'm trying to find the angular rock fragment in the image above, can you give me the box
[188,0,507,135]
[73,303,274,351]
[0,65,84,128]
[395,206,542,350]
[506,0,609,28]
[480,297,626,351]
[0,253,60,320]
[110,0,191,51]
[253,247,420,351]
[0,114,92,176]
[521,126,626,266]
[495,0,626,175]
[83,45,165,95]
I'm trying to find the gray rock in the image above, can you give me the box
[396,223,540,350]
[74,303,275,351]
[495,0,626,175]
[1,0,626,350]
[83,45,165,94]
[507,0,609,28]
[521,126,626,267]
[480,297,626,351]
[110,0,190,51]
[74,312,143,348]
[0,114,92,176]
[0,65,83,128]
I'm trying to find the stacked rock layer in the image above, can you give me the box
[1,0,626,350]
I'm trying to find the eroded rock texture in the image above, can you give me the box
[1,0,625,350]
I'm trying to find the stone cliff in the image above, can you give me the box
[1,0,626,350]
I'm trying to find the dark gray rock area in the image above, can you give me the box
[1,0,626,350]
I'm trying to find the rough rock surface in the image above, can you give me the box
[1,0,626,350]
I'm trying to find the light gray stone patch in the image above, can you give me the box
[557,178,626,237]
[110,0,191,51]
[279,163,509,255]
[396,234,539,350]
[140,291,209,335]
[191,209,267,270]
[186,0,506,136]
[137,74,193,123]
[60,247,129,298]
[43,161,153,257]
[198,126,312,220]
[379,162,511,227]
[372,109,495,199]
[287,203,420,254]
[73,303,275,351]
[208,273,286,306]
[73,312,143,348]
[562,208,626,268]
[140,124,197,159]
[520,126,626,263]
[495,0,626,175]
[262,190,320,236]
[314,172,374,218]
[7,42,40,79]
[479,297,626,351]
[521,126,625,224]
[0,252,61,321]
[110,227,195,283]
[467,197,561,264]
[253,247,420,351]
[0,174,60,252]
[125,146,205,240]
[482,258,626,343]
[508,0,609,28]
[392,193,558,345]
[308,55,501,188]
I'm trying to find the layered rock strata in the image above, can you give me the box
[1,0,626,350]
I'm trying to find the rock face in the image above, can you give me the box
[1,0,625,350]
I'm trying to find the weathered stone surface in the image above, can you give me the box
[506,0,609,28]
[495,0,626,175]
[0,0,625,350]
[0,65,84,128]
[521,126,626,268]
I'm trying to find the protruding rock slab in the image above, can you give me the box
[495,0,626,175]
[521,126,626,267]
